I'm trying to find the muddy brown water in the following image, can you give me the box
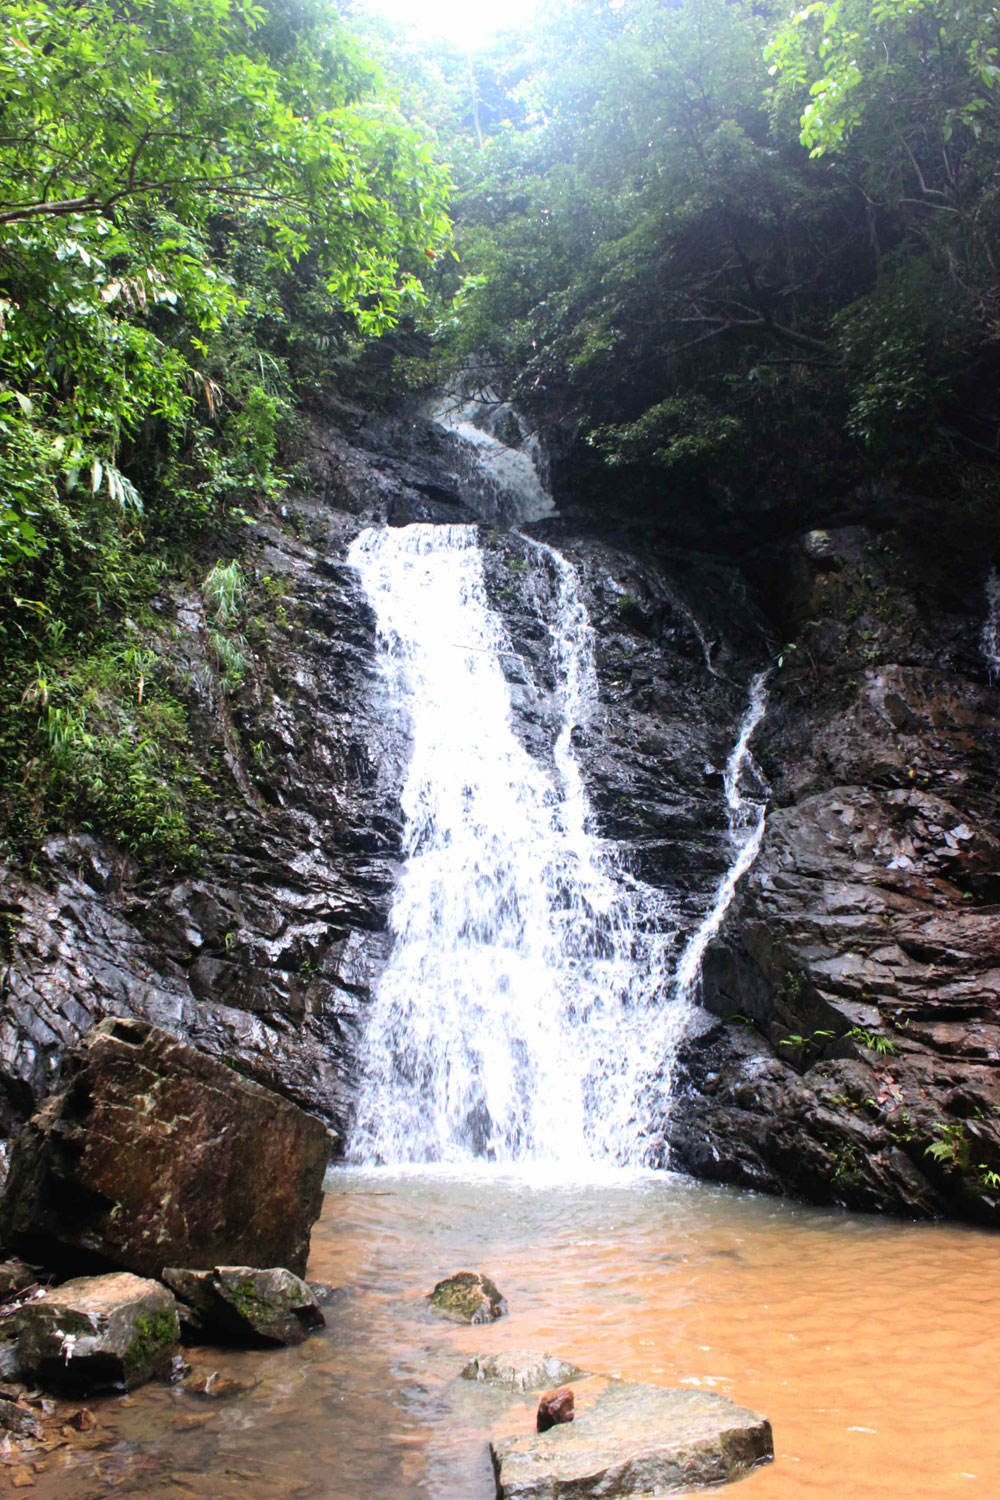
[19,1166,1000,1499]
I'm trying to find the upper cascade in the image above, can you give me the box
[345,523,769,1169]
[429,386,556,526]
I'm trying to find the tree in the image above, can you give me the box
[0,0,452,573]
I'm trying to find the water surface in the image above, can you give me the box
[30,1167,1000,1499]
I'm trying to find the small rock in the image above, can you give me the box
[537,1387,574,1433]
[67,1407,98,1432]
[462,1352,587,1393]
[15,1272,179,1394]
[0,1396,43,1438]
[0,1261,38,1300]
[185,1371,260,1400]
[429,1271,507,1325]
[10,1467,35,1488]
[162,1266,324,1346]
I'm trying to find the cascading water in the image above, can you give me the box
[982,566,1000,682]
[346,523,768,1167]
[430,388,555,525]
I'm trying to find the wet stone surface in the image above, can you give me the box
[462,1352,587,1394]
[429,1271,508,1325]
[0,1018,330,1279]
[162,1266,325,1346]
[491,1377,773,1499]
[15,1272,179,1394]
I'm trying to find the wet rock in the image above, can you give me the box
[491,1379,772,1498]
[0,1260,37,1300]
[306,1279,337,1306]
[0,1394,42,1438]
[66,1406,98,1431]
[162,1265,325,1346]
[462,1351,587,1393]
[429,1271,507,1324]
[537,1387,574,1432]
[0,1018,330,1278]
[184,1371,261,1400]
[662,525,1000,1223]
[15,1272,179,1394]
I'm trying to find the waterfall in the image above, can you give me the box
[619,673,769,1161]
[430,388,555,525]
[346,523,767,1168]
[982,567,1000,682]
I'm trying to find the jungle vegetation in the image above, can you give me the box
[2,0,999,864]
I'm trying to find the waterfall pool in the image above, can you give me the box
[31,1166,1000,1499]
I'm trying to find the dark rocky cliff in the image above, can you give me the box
[2,397,998,1223]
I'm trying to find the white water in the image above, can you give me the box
[430,388,555,525]
[982,567,1000,682]
[346,523,767,1167]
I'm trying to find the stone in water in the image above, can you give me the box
[429,1271,507,1324]
[537,1386,575,1432]
[15,1272,179,1394]
[491,1378,773,1499]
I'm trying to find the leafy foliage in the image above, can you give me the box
[438,0,1000,521]
[0,0,451,867]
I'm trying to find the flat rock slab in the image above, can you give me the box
[0,1017,330,1279]
[463,1351,588,1394]
[15,1272,179,1394]
[491,1378,773,1499]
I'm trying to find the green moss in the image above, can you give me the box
[122,1305,178,1384]
[226,1276,280,1322]
[429,1271,505,1323]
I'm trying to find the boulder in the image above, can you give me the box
[15,1272,179,1394]
[462,1352,587,1393]
[537,1387,575,1433]
[0,1018,330,1279]
[429,1271,507,1324]
[162,1265,325,1346]
[491,1379,773,1499]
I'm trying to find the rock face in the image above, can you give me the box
[429,1271,508,1324]
[162,1265,325,1345]
[1,390,1000,1226]
[15,1272,178,1393]
[491,1379,773,1499]
[662,526,1000,1222]
[0,1018,329,1277]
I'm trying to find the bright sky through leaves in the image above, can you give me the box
[362,0,537,47]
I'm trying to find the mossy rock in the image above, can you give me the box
[15,1272,179,1394]
[429,1271,508,1325]
[163,1265,325,1346]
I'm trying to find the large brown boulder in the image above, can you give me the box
[0,1018,330,1278]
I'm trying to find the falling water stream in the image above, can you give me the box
[345,522,766,1166]
[981,565,1000,681]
